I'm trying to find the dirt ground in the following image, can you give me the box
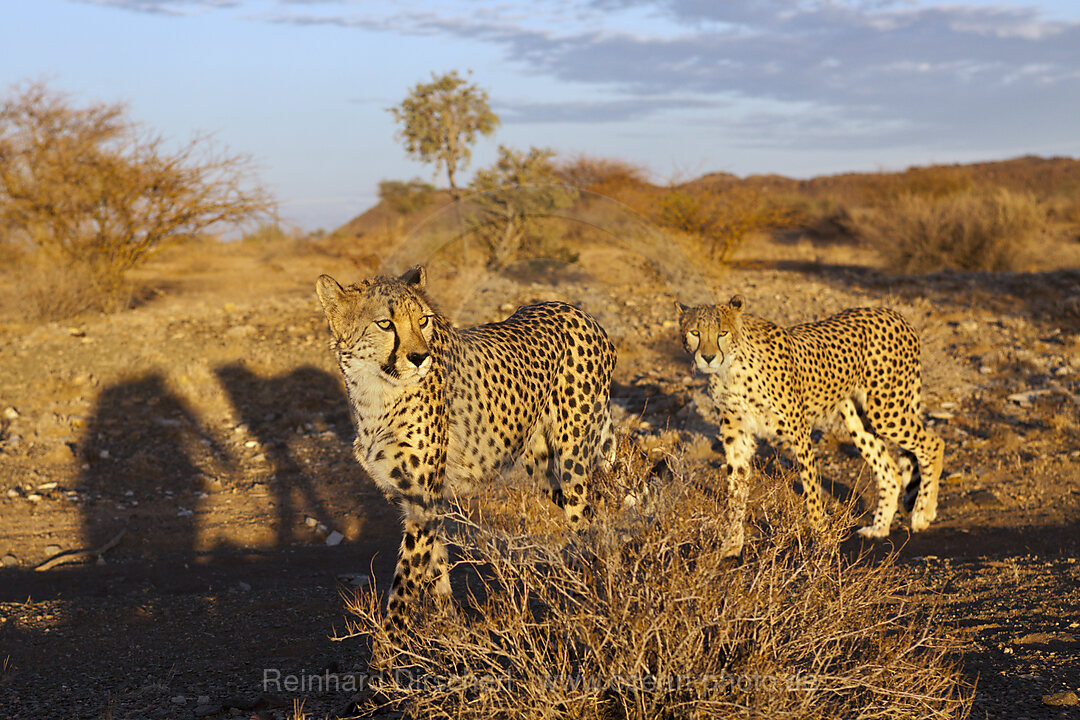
[1,227,1079,719]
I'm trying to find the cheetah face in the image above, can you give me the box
[316,266,436,387]
[675,295,744,375]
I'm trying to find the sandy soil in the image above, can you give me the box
[1,230,1078,719]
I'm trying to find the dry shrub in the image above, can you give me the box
[854,188,1047,273]
[343,441,970,720]
[657,184,792,263]
[5,254,112,320]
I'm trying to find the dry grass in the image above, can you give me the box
[341,440,971,720]
[851,188,1048,274]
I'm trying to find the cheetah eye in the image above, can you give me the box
[689,330,700,337]
[718,330,729,337]
[375,319,393,331]
[417,315,430,328]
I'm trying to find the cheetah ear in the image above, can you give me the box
[674,300,690,316]
[728,295,745,313]
[400,265,427,289]
[316,274,348,336]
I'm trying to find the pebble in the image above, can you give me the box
[1042,691,1079,707]
[26,493,42,503]
[2,407,18,420]
[44,544,61,555]
[325,530,344,547]
[171,695,186,704]
[194,702,221,716]
[1,553,18,567]
[236,581,252,592]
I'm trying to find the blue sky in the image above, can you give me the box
[4,0,1080,231]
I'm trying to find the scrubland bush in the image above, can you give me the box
[468,146,577,268]
[0,80,274,318]
[657,184,792,263]
[343,440,971,720]
[853,188,1047,273]
[378,178,437,215]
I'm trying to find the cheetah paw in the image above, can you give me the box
[909,510,935,533]
[857,525,890,539]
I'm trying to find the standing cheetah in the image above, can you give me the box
[317,266,617,629]
[676,296,943,555]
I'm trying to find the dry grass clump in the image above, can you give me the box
[853,188,1047,273]
[342,441,971,720]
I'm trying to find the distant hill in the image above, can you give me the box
[332,154,1080,239]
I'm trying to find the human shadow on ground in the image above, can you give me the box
[214,362,364,548]
[76,372,232,559]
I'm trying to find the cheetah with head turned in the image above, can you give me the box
[676,296,943,555]
[317,266,617,629]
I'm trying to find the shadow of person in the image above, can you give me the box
[77,372,230,560]
[214,362,357,548]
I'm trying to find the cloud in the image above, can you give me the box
[73,0,239,14]
[497,96,725,123]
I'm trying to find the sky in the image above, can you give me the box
[3,0,1080,231]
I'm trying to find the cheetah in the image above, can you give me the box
[317,266,617,629]
[676,296,943,555]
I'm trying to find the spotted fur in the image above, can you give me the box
[676,296,943,555]
[317,266,617,629]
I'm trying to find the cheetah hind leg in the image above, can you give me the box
[908,432,943,533]
[899,448,921,515]
[522,429,564,508]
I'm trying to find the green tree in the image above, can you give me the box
[0,80,274,310]
[469,145,577,267]
[389,71,499,199]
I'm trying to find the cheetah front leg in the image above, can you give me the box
[385,499,452,634]
[783,425,827,532]
[718,415,756,557]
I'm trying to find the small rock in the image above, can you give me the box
[978,366,993,375]
[44,544,62,555]
[325,530,345,547]
[225,324,256,339]
[1042,691,1079,707]
[194,702,221,716]
[236,581,252,592]
[177,508,193,517]
[305,516,319,528]
[171,695,187,704]
[36,482,58,491]
[2,407,18,421]
[99,449,110,459]
[26,493,42,503]
[337,573,370,588]
[6,488,18,498]
[1,554,18,567]
[928,411,954,421]
[244,440,258,448]
[197,695,211,705]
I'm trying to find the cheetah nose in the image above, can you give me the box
[407,351,429,367]
[700,353,716,363]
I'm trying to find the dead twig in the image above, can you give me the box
[34,529,126,571]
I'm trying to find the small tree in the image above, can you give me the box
[0,80,275,310]
[389,71,499,198]
[469,145,577,267]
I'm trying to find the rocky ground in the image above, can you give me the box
[1,230,1079,719]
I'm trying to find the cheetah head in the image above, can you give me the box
[316,266,436,387]
[674,295,744,375]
